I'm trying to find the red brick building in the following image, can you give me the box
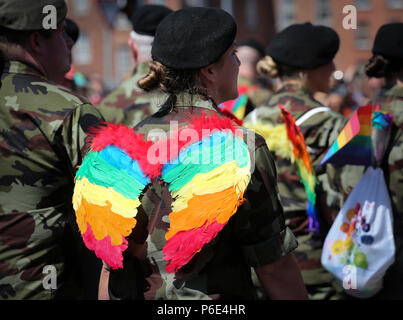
[273,0,403,72]
[66,0,403,89]
[66,0,276,89]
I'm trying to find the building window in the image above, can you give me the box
[246,0,258,30]
[277,0,295,30]
[116,46,133,80]
[185,0,207,7]
[316,0,332,26]
[221,0,233,16]
[115,12,132,30]
[387,0,403,9]
[150,0,165,4]
[73,32,92,65]
[355,0,371,10]
[355,21,370,50]
[73,0,91,16]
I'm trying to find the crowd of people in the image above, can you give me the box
[0,0,402,301]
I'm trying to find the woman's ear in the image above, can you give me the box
[128,38,138,64]
[200,63,217,85]
[26,31,43,55]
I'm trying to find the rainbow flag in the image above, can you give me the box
[320,105,373,166]
[278,105,319,233]
[219,85,250,121]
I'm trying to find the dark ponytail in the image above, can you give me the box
[365,54,403,78]
[138,61,211,117]
[138,60,166,92]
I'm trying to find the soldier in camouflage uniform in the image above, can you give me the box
[0,0,104,299]
[97,5,171,127]
[334,23,403,299]
[96,7,308,300]
[244,23,346,300]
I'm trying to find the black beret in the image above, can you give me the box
[0,0,67,31]
[238,38,265,58]
[267,22,340,70]
[131,4,173,36]
[372,23,403,61]
[66,18,80,44]
[152,7,237,69]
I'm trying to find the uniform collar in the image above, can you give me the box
[280,82,311,96]
[3,60,47,81]
[173,92,217,111]
[135,61,150,77]
[386,84,403,98]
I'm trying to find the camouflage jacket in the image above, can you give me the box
[336,85,403,299]
[107,93,298,300]
[0,60,104,299]
[97,62,167,126]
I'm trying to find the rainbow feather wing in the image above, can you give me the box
[72,124,151,269]
[73,114,250,273]
[161,130,251,273]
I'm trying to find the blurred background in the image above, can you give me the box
[65,0,403,112]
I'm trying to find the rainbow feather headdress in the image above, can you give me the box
[73,113,251,272]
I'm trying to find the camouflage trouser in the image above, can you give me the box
[251,215,348,300]
[294,232,346,300]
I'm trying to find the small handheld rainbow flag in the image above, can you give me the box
[320,105,373,166]
[278,105,319,233]
[219,85,250,121]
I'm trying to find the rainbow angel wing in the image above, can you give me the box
[160,114,251,273]
[72,123,153,269]
[72,114,251,273]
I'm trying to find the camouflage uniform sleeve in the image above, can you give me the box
[58,103,104,176]
[233,142,298,267]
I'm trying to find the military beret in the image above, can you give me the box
[131,4,172,36]
[267,22,340,70]
[152,7,237,69]
[66,18,80,44]
[372,23,403,61]
[0,0,67,31]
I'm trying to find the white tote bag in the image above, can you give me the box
[321,167,395,298]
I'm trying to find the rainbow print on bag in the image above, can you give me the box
[72,113,251,272]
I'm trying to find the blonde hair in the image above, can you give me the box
[257,56,279,78]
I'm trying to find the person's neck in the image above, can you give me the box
[303,79,320,95]
[0,43,47,77]
[396,74,403,88]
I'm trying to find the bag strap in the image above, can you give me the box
[381,122,399,186]
[295,107,331,126]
